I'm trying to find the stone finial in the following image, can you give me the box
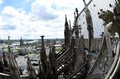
[41,35,45,47]
[75,8,78,16]
[65,14,68,26]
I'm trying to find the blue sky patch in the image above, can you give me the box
[0,0,34,12]
[1,25,16,30]
[51,3,66,10]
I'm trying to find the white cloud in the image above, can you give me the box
[0,0,90,39]
[0,6,31,39]
[0,0,3,5]
[0,5,61,39]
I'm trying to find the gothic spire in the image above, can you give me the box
[40,36,47,74]
[65,14,68,26]
[64,15,70,49]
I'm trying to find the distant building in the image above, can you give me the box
[0,40,3,43]
[0,51,3,56]
[20,37,24,46]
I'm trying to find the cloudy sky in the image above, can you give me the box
[0,0,90,39]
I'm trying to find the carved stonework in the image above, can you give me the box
[83,0,93,51]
